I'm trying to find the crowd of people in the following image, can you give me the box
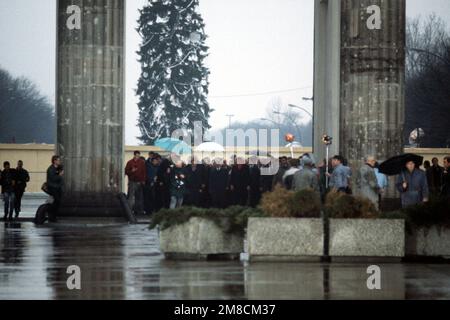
[1,152,449,221]
[124,150,450,215]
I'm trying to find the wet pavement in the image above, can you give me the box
[1,221,450,300]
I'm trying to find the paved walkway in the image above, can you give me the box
[1,222,450,300]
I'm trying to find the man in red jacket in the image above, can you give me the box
[125,151,147,215]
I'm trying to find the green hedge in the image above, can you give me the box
[382,196,450,231]
[149,206,267,236]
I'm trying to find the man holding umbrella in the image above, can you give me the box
[380,154,429,208]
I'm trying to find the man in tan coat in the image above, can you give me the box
[354,156,380,209]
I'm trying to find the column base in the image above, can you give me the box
[58,192,124,217]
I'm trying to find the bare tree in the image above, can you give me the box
[405,15,450,147]
[0,67,55,144]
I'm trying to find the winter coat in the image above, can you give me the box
[1,169,17,194]
[441,167,450,197]
[46,165,63,191]
[125,158,147,183]
[330,164,351,190]
[169,167,187,198]
[15,168,30,191]
[208,167,229,195]
[230,165,250,192]
[396,169,429,208]
[145,159,159,186]
[292,167,320,193]
[355,164,379,208]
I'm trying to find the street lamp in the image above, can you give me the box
[288,104,313,119]
[225,114,235,128]
[407,47,450,66]
[273,111,302,144]
[260,118,278,126]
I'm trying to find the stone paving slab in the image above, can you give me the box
[1,223,450,300]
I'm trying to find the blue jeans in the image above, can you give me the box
[3,192,15,218]
[170,196,184,209]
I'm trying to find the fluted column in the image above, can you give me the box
[340,0,405,166]
[56,0,125,216]
[340,0,405,198]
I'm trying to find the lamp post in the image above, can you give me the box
[322,135,333,189]
[273,111,302,145]
[226,114,235,128]
[260,118,279,126]
[407,47,450,66]
[288,104,313,119]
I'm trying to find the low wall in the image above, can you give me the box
[0,144,448,193]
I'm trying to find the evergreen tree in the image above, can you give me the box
[136,0,212,145]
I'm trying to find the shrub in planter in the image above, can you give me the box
[401,196,450,229]
[381,196,450,233]
[259,186,321,218]
[150,206,267,237]
[259,185,294,217]
[325,190,379,219]
[290,189,322,218]
[391,196,450,257]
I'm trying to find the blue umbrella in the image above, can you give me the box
[155,138,192,155]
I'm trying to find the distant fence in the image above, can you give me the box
[0,144,448,193]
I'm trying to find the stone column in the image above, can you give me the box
[313,0,341,162]
[340,0,405,171]
[56,0,125,216]
[340,0,405,201]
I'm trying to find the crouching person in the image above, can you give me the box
[46,156,64,223]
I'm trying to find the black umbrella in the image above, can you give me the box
[379,153,424,176]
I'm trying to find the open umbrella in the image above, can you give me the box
[379,153,424,176]
[195,142,225,152]
[155,138,192,155]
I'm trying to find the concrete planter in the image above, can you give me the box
[329,219,405,260]
[159,217,244,260]
[247,218,324,261]
[406,226,450,258]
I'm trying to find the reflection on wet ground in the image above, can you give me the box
[1,223,450,300]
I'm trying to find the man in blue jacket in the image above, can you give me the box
[396,160,429,208]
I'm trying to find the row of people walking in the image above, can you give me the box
[0,160,30,221]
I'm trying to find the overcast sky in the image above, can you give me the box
[1,0,449,145]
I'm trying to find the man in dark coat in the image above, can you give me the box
[200,158,212,208]
[169,160,187,209]
[156,158,172,209]
[230,158,250,206]
[46,156,64,222]
[248,159,261,207]
[272,157,290,189]
[441,156,450,197]
[1,161,17,221]
[427,157,444,196]
[396,160,429,208]
[185,158,206,207]
[208,160,229,209]
[14,160,30,218]
[259,157,275,195]
[144,154,160,215]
